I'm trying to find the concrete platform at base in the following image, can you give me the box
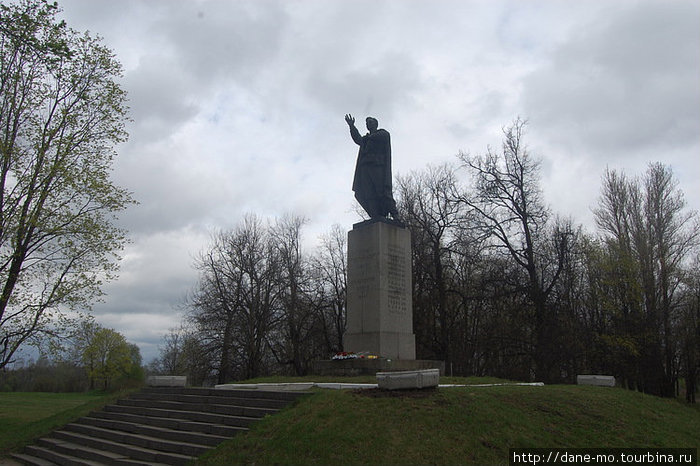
[214,381,545,391]
[312,359,445,376]
[215,382,378,391]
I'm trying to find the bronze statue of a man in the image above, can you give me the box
[345,114,400,221]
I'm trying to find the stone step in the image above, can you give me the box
[129,391,291,410]
[37,437,176,466]
[116,397,277,418]
[11,451,59,466]
[88,410,246,437]
[59,423,211,457]
[77,416,230,446]
[13,386,309,466]
[139,386,308,402]
[103,403,258,428]
[23,443,101,466]
[50,430,197,465]
[32,437,168,466]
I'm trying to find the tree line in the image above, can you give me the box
[0,317,143,392]
[152,119,699,401]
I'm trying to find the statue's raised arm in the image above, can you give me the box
[345,113,362,145]
[345,114,400,222]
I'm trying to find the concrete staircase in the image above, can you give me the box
[12,386,308,466]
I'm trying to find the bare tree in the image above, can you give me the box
[271,214,317,375]
[188,231,240,384]
[152,325,211,386]
[457,119,571,382]
[313,224,347,354]
[678,255,699,403]
[188,215,282,382]
[396,163,462,362]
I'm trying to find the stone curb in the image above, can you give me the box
[214,382,545,391]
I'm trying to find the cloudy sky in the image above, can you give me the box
[49,0,699,363]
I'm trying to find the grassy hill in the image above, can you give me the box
[196,376,699,465]
[0,378,696,465]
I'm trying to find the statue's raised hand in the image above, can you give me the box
[345,114,355,126]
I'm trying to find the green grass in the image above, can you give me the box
[1,380,696,465]
[0,390,135,457]
[197,378,700,465]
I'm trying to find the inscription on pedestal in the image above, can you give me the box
[386,244,408,316]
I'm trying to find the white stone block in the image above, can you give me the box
[376,368,439,390]
[147,375,187,387]
[576,375,615,387]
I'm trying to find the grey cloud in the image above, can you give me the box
[113,118,247,237]
[522,1,700,158]
[302,52,426,122]
[91,1,288,148]
[93,228,204,360]
[125,57,200,144]
[155,1,288,86]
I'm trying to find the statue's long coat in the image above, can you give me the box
[349,126,393,210]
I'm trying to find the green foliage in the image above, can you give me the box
[593,164,699,396]
[198,383,700,465]
[0,0,133,369]
[82,327,135,390]
[0,319,144,392]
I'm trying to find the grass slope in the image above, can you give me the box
[0,380,696,465]
[0,390,134,457]
[197,378,699,465]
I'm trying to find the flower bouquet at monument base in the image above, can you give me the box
[332,351,379,360]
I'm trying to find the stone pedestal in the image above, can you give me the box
[344,219,416,359]
[312,358,445,376]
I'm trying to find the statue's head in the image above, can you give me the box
[365,117,378,132]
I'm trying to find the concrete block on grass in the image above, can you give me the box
[376,368,439,390]
[576,375,615,387]
[146,375,187,387]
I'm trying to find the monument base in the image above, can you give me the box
[345,220,416,359]
[312,359,445,376]
[344,331,416,361]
